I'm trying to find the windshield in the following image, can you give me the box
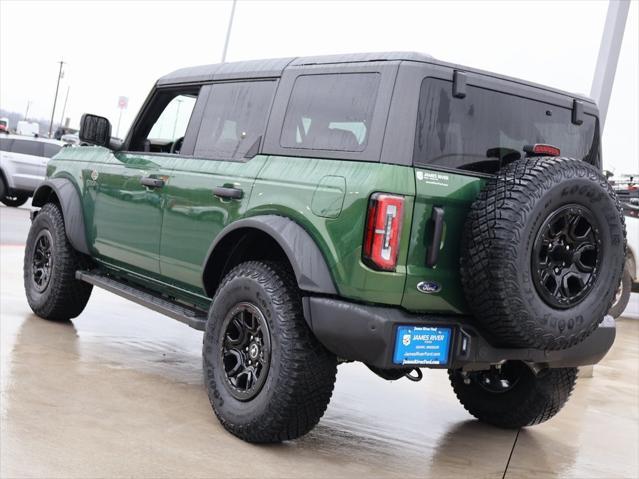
[413,78,599,174]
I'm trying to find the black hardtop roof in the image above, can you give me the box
[157,51,595,104]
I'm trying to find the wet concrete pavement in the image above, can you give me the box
[1,204,638,478]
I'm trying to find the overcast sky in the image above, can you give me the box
[0,0,637,172]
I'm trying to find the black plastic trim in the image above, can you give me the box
[303,296,616,370]
[202,215,338,296]
[77,271,207,330]
[31,178,90,255]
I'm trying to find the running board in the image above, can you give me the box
[76,271,207,331]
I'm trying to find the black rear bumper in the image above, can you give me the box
[302,297,616,370]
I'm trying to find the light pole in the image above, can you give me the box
[221,0,237,62]
[48,60,65,138]
[24,100,32,121]
[59,86,70,129]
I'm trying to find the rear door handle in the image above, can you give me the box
[140,176,165,188]
[426,206,445,267]
[213,186,243,199]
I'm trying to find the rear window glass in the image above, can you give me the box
[414,78,599,173]
[43,143,62,158]
[11,139,43,157]
[281,73,380,152]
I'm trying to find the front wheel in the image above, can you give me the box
[449,362,577,428]
[23,202,93,320]
[203,261,337,443]
[2,194,29,207]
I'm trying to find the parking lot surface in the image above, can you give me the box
[1,204,638,478]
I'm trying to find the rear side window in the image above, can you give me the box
[0,138,13,152]
[414,78,599,173]
[280,73,380,152]
[194,81,276,161]
[43,143,62,158]
[11,139,44,157]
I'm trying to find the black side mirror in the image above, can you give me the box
[79,114,112,148]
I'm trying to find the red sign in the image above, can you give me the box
[118,96,128,109]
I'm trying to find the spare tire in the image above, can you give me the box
[461,157,625,350]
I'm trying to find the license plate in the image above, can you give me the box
[393,326,452,366]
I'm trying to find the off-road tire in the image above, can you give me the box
[461,157,625,350]
[449,364,577,428]
[2,194,29,207]
[23,202,92,320]
[609,267,632,319]
[203,260,337,443]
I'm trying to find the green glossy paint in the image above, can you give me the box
[401,169,485,314]
[46,146,484,314]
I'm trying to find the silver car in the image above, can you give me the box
[0,135,64,207]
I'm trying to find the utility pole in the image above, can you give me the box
[59,86,70,129]
[590,0,630,130]
[221,0,237,62]
[24,100,32,121]
[48,60,65,138]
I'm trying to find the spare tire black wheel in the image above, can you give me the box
[461,157,625,350]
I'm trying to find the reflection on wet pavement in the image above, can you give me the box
[2,243,638,478]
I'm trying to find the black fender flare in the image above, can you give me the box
[202,215,337,296]
[32,178,90,255]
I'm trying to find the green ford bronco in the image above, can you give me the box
[24,52,625,443]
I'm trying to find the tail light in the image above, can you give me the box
[363,193,404,271]
[524,144,561,157]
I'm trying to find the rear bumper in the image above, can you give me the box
[302,297,616,370]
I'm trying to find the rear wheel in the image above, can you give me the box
[203,260,337,443]
[23,202,92,320]
[449,362,577,428]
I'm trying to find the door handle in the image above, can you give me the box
[426,206,445,267]
[140,176,165,188]
[213,186,243,199]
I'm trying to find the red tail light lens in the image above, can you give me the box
[363,193,404,271]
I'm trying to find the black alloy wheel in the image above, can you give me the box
[220,302,271,401]
[31,229,54,292]
[532,204,601,309]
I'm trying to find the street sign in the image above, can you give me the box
[118,96,128,110]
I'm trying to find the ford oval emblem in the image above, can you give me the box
[417,281,441,294]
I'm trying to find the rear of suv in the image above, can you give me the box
[0,135,64,207]
[23,52,625,443]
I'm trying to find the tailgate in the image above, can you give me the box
[401,168,484,314]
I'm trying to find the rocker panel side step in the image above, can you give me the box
[76,270,207,331]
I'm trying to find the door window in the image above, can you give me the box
[148,94,197,143]
[194,81,276,161]
[0,138,13,152]
[280,73,380,152]
[129,88,200,154]
[11,139,43,157]
[43,143,63,158]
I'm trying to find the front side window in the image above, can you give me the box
[280,73,380,152]
[129,88,199,153]
[194,81,276,161]
[43,143,62,158]
[413,78,599,173]
[11,139,43,157]
[148,94,197,142]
